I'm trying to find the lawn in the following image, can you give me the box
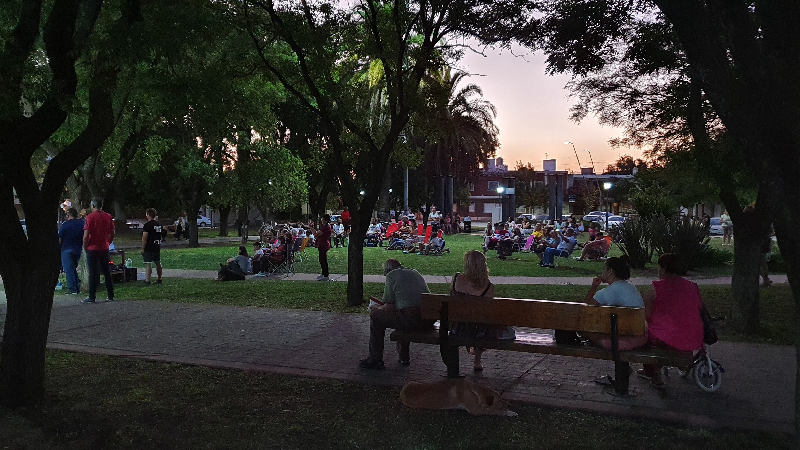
[114,279,796,345]
[122,233,742,278]
[0,351,792,449]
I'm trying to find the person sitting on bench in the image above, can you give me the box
[450,250,515,371]
[639,253,705,387]
[359,259,433,370]
[581,256,646,350]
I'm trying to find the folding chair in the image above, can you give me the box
[295,237,310,263]
[266,245,295,277]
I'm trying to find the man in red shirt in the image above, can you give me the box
[82,199,115,303]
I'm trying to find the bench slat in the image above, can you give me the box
[420,293,646,336]
[390,328,692,367]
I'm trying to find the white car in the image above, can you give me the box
[197,215,212,227]
[606,215,626,228]
[709,217,723,235]
[126,218,145,229]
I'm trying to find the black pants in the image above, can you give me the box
[369,307,431,362]
[86,250,114,301]
[319,247,329,277]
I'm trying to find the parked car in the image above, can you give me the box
[709,217,723,235]
[606,215,626,228]
[20,219,27,236]
[517,213,535,222]
[197,215,212,227]
[126,218,145,229]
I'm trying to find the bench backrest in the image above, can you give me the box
[420,293,646,336]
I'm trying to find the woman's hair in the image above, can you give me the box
[658,253,685,275]
[238,246,248,256]
[463,250,489,288]
[605,256,631,280]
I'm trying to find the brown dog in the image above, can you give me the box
[400,379,517,416]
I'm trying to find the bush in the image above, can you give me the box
[695,247,733,267]
[616,217,652,269]
[649,215,711,272]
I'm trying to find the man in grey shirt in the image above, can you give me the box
[360,259,432,370]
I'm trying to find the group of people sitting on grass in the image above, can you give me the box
[482,220,612,265]
[221,229,293,278]
[360,251,704,389]
[384,217,449,255]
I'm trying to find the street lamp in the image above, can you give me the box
[584,149,595,172]
[564,140,582,171]
[602,182,613,230]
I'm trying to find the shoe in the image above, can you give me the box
[254,272,266,277]
[637,369,665,388]
[106,298,114,302]
[359,358,385,370]
[68,291,79,295]
[473,365,484,372]
[156,279,162,284]
[399,359,410,367]
[144,280,151,285]
[317,276,329,282]
[81,298,95,304]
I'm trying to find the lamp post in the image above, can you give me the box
[564,140,583,171]
[602,181,613,230]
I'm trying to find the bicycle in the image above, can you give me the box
[664,316,725,392]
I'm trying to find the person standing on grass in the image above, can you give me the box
[142,208,163,285]
[58,207,84,294]
[313,214,332,281]
[82,199,115,303]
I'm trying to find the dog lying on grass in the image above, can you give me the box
[400,379,517,416]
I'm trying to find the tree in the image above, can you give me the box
[235,0,535,306]
[0,0,142,407]
[514,162,549,212]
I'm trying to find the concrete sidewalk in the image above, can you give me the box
[7,294,794,434]
[154,268,788,286]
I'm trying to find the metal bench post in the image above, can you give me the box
[438,302,460,378]
[610,313,630,394]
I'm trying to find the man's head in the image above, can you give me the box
[564,228,575,237]
[383,259,402,275]
[146,208,157,220]
[90,199,100,211]
[253,242,262,249]
[67,207,78,219]
[371,217,377,225]
[323,214,331,223]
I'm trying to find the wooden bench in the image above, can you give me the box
[390,293,692,394]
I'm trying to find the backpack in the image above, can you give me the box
[218,260,246,281]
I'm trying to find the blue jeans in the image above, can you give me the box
[61,248,81,293]
[542,247,569,266]
[86,250,114,300]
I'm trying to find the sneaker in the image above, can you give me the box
[359,358,385,370]
[254,272,266,277]
[316,274,325,281]
[68,291,79,295]
[81,298,95,304]
[318,276,329,282]
[144,280,151,285]
[398,359,410,367]
[106,298,114,302]
[156,279,162,284]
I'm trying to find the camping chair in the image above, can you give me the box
[421,239,449,256]
[266,245,295,277]
[295,237,310,263]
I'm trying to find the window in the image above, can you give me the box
[469,202,475,212]
[483,203,500,213]
[487,181,499,192]
[468,182,475,192]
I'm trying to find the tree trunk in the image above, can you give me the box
[0,207,60,407]
[237,204,249,245]
[218,205,231,236]
[729,232,764,333]
[346,212,367,306]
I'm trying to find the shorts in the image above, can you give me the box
[142,249,161,263]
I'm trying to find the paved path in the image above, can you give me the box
[154,269,788,286]
[1,294,793,433]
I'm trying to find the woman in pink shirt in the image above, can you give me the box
[640,253,704,387]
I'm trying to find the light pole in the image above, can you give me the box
[603,181,613,230]
[585,148,603,215]
[564,141,582,171]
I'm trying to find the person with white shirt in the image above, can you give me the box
[332,218,346,248]
[365,217,384,247]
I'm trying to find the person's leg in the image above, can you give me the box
[61,250,78,293]
[319,248,329,277]
[86,251,99,301]
[98,250,114,300]
[366,308,419,364]
[156,261,163,282]
[145,261,153,283]
[541,247,555,265]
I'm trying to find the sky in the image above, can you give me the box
[457,45,644,173]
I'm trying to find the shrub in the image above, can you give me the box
[650,215,711,272]
[616,217,652,269]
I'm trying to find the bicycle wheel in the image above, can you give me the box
[693,358,723,392]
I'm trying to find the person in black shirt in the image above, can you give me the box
[142,208,163,284]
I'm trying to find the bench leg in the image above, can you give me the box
[614,361,630,394]
[440,344,461,378]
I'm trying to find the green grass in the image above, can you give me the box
[122,233,741,278]
[0,351,791,449]
[114,279,796,345]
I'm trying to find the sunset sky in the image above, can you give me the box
[457,45,644,173]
